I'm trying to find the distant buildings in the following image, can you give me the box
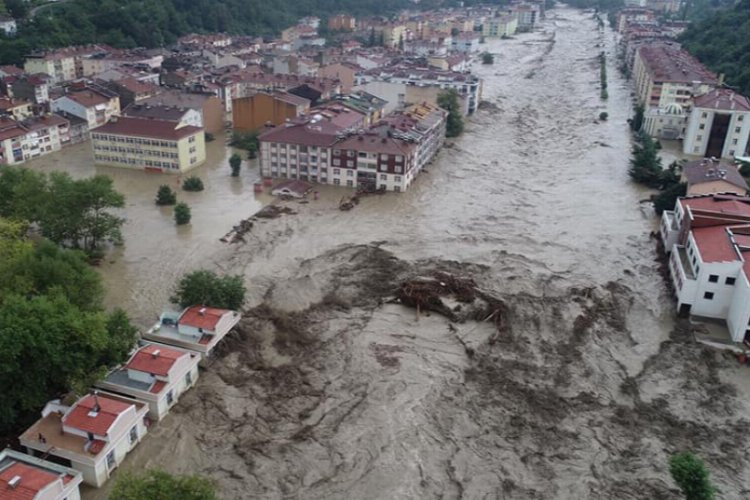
[482,14,518,38]
[329,14,357,31]
[91,116,205,172]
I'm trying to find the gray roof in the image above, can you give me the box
[123,103,190,122]
[683,159,749,191]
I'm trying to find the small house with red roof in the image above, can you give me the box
[143,305,241,357]
[662,194,750,342]
[0,449,83,500]
[19,392,148,487]
[95,343,200,421]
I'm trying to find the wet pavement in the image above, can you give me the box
[71,7,750,499]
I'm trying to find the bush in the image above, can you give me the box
[229,153,242,177]
[174,202,191,225]
[669,452,716,500]
[437,89,464,138]
[171,269,246,310]
[182,176,204,192]
[155,185,177,205]
[482,52,494,64]
[110,469,217,500]
[599,112,608,121]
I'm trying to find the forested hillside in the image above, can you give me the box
[0,0,417,64]
[680,0,750,95]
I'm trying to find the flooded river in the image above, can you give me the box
[70,6,750,499]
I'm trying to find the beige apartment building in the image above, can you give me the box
[91,116,205,173]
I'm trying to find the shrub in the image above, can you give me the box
[599,112,608,121]
[182,176,204,192]
[155,185,177,205]
[229,153,242,177]
[174,202,191,225]
[669,452,716,500]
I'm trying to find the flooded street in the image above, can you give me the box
[77,7,750,499]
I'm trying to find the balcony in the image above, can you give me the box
[675,245,695,280]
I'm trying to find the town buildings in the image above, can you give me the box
[20,392,149,487]
[329,14,357,31]
[0,449,83,500]
[51,83,121,130]
[91,116,205,173]
[0,114,71,165]
[96,343,201,422]
[482,14,518,38]
[232,92,310,133]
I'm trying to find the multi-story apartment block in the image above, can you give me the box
[8,73,51,104]
[683,88,750,159]
[0,97,32,121]
[0,115,70,165]
[328,14,357,31]
[51,83,121,130]
[482,14,518,38]
[96,343,200,422]
[232,92,310,133]
[616,8,656,33]
[91,116,205,173]
[333,132,417,191]
[633,44,718,110]
[24,45,111,84]
[0,449,83,500]
[20,392,149,487]
[661,195,750,343]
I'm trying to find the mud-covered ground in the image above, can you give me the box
[82,6,750,500]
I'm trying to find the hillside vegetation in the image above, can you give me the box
[680,0,750,96]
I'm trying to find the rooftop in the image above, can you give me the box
[95,116,202,140]
[125,344,186,376]
[683,159,748,191]
[63,393,133,436]
[693,88,750,112]
[180,306,232,331]
[0,461,65,500]
[638,44,718,85]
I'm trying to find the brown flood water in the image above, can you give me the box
[36,6,750,499]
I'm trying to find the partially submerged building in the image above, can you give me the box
[142,305,241,357]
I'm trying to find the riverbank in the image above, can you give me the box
[81,7,750,499]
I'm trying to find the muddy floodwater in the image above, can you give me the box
[64,7,750,500]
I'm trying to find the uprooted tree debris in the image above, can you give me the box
[221,205,297,243]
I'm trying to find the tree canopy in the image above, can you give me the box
[437,89,465,138]
[669,452,716,500]
[171,270,246,310]
[110,469,217,500]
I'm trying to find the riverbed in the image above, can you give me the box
[73,6,750,499]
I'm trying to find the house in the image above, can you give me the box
[139,91,224,135]
[0,117,27,164]
[123,103,203,129]
[50,84,121,130]
[20,392,149,487]
[91,116,205,173]
[633,44,718,110]
[451,33,481,53]
[0,449,83,500]
[96,343,200,422]
[104,77,160,108]
[0,114,70,165]
[683,88,750,159]
[9,73,51,105]
[0,97,33,121]
[55,111,89,145]
[271,179,313,198]
[232,92,310,133]
[661,195,750,343]
[682,158,749,196]
[0,15,17,36]
[142,306,242,357]
[318,62,360,93]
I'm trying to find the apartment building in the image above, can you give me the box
[633,44,718,110]
[232,92,310,133]
[334,132,417,191]
[661,195,750,343]
[24,45,110,84]
[8,73,51,104]
[329,14,357,31]
[51,84,121,130]
[482,14,518,38]
[91,116,205,173]
[0,115,70,165]
[0,97,32,120]
[123,103,203,129]
[96,343,200,422]
[20,392,149,487]
[0,449,83,500]
[683,88,750,159]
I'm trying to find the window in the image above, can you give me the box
[333,168,340,175]
[106,451,116,469]
[380,184,387,190]
[394,186,401,192]
[699,124,705,130]
[394,175,402,181]
[736,127,742,133]
[380,174,387,180]
[708,274,718,283]
[726,277,736,285]
[346,180,353,187]
[704,291,714,300]
[695,266,700,274]
[347,170,354,176]
[166,390,174,405]
[128,426,138,445]
[696,135,702,141]
[186,370,193,386]
[333,178,340,185]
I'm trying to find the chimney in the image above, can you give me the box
[8,476,21,489]
[199,307,207,315]
[152,349,161,358]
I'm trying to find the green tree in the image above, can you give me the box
[110,469,217,500]
[229,153,242,177]
[171,270,246,310]
[174,202,192,225]
[654,182,687,215]
[669,452,716,500]
[182,176,204,192]
[156,185,177,205]
[102,308,139,366]
[630,104,645,131]
[628,133,664,187]
[437,89,465,138]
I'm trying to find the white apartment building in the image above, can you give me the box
[20,393,149,487]
[96,343,200,421]
[683,88,750,159]
[662,195,750,342]
[51,85,120,130]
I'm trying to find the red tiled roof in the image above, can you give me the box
[63,394,132,436]
[692,225,737,262]
[679,195,750,218]
[179,306,231,330]
[95,117,202,140]
[126,344,185,376]
[62,90,111,108]
[88,439,106,454]
[0,462,59,500]
[693,88,750,112]
[259,120,342,147]
[149,381,167,394]
[638,44,718,85]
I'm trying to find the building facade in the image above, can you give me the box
[683,89,750,159]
